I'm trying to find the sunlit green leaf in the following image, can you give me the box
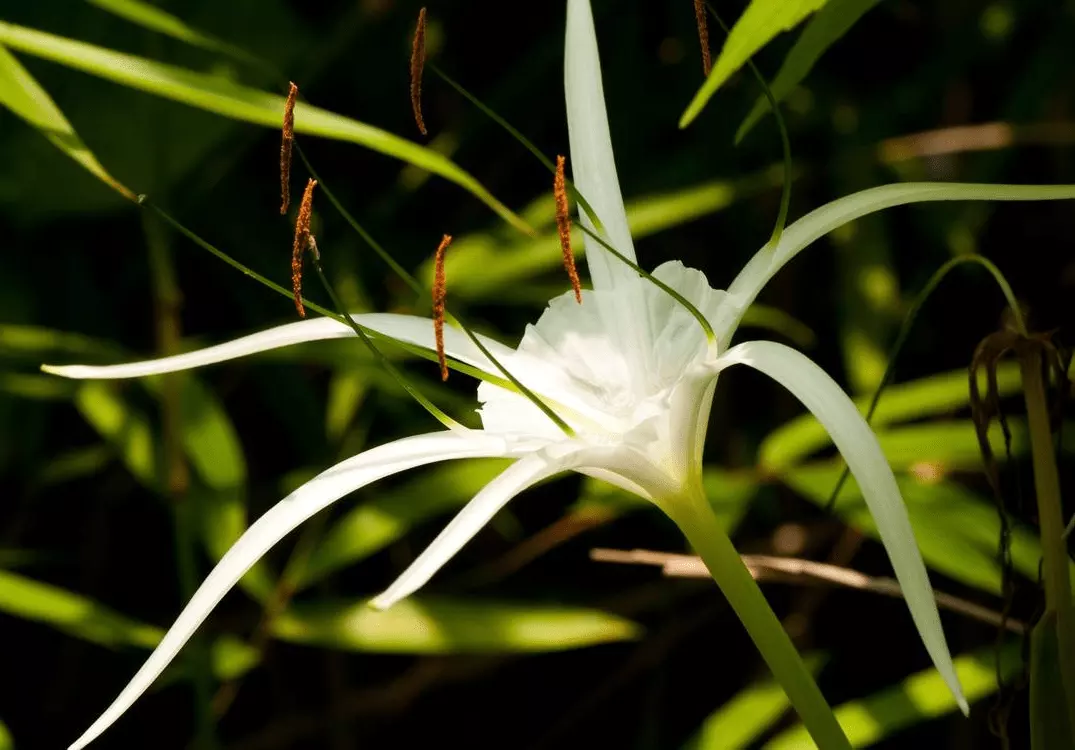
[429,172,779,300]
[681,0,829,127]
[766,641,1021,747]
[759,362,1023,470]
[0,567,161,649]
[0,21,528,232]
[74,381,160,489]
[272,597,642,653]
[786,465,1051,594]
[85,0,262,66]
[0,568,258,680]
[736,0,883,142]
[0,42,134,199]
[683,653,826,749]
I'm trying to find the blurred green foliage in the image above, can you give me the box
[2,0,1074,748]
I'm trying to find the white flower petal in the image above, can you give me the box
[43,313,516,381]
[712,340,968,714]
[67,431,512,750]
[564,0,636,290]
[371,447,585,610]
[715,182,1075,346]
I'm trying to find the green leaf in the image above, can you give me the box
[0,568,258,680]
[766,641,1021,747]
[786,466,1051,594]
[736,0,882,142]
[272,596,641,653]
[296,459,512,590]
[0,21,528,233]
[1030,613,1075,750]
[430,172,778,300]
[84,0,263,66]
[0,718,11,750]
[0,41,134,199]
[681,0,829,128]
[683,653,827,749]
[759,362,1023,470]
[74,381,160,489]
[0,567,161,649]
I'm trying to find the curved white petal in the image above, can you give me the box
[564,0,636,288]
[564,0,653,389]
[371,447,583,609]
[712,340,968,714]
[715,182,1075,346]
[43,313,516,381]
[67,431,513,750]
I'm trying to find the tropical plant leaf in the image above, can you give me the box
[84,0,263,66]
[736,0,883,142]
[0,41,133,199]
[759,362,1023,470]
[681,0,829,127]
[786,465,1054,594]
[682,654,827,749]
[765,641,1021,747]
[0,21,528,232]
[272,596,642,653]
[0,568,258,680]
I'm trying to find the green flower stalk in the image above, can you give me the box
[42,1,1075,747]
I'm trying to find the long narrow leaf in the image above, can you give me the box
[272,596,642,653]
[736,0,882,142]
[681,0,829,127]
[766,641,1021,748]
[0,22,528,232]
[0,42,133,199]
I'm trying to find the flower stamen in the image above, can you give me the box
[280,82,298,214]
[433,233,452,380]
[292,178,317,317]
[410,8,429,137]
[693,0,712,77]
[554,155,582,304]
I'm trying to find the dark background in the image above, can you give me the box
[2,0,1074,748]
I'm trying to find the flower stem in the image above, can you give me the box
[665,487,851,750]
[1019,348,1075,739]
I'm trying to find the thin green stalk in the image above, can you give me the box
[1020,349,1075,741]
[663,486,851,750]
[308,251,463,432]
[143,210,217,749]
[825,253,1025,511]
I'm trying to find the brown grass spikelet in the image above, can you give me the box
[291,178,317,317]
[410,8,429,136]
[433,233,453,380]
[280,82,299,214]
[693,0,712,76]
[554,155,582,304]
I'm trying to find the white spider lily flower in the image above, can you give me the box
[49,2,1075,746]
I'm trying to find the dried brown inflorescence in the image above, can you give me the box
[693,0,712,77]
[433,233,453,380]
[291,178,318,317]
[554,155,582,304]
[410,8,429,136]
[280,82,299,214]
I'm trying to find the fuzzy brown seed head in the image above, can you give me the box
[291,178,318,317]
[280,82,299,214]
[693,0,712,77]
[554,155,582,304]
[410,8,429,136]
[433,233,453,381]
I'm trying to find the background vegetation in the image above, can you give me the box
[2,0,1074,747]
